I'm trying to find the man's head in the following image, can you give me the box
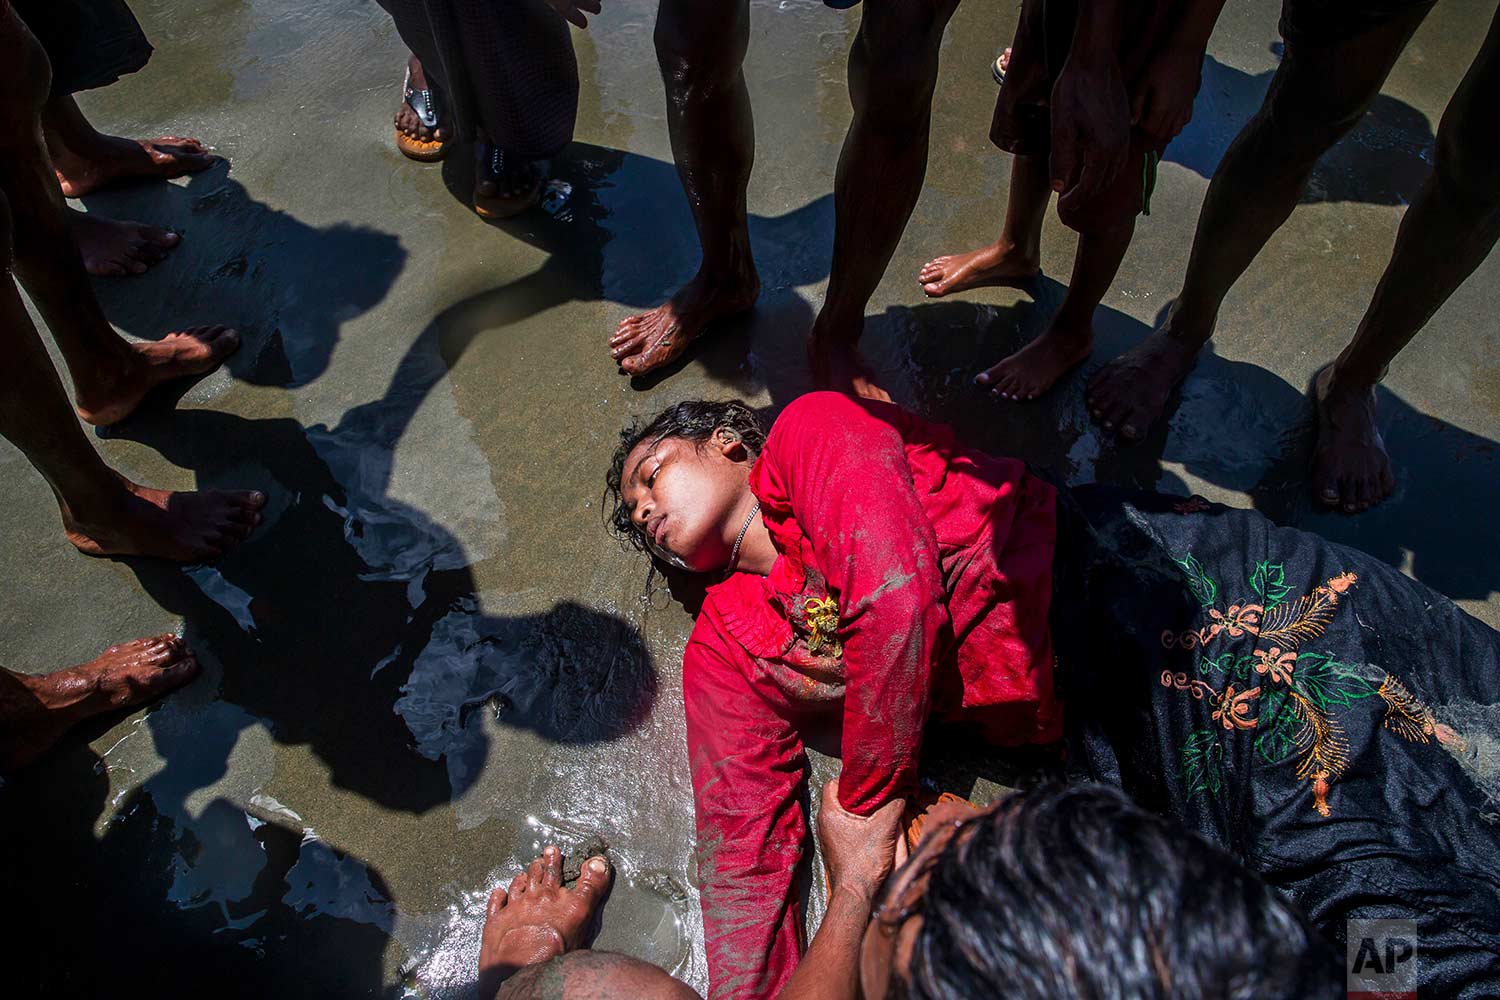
[862,784,1339,1000]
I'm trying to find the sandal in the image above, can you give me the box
[395,66,450,162]
[992,47,1010,86]
[472,143,545,220]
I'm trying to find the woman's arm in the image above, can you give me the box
[684,634,811,1000]
[758,394,951,815]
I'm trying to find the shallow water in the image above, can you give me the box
[2,0,1499,995]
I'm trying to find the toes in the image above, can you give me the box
[143,226,180,249]
[542,845,562,888]
[508,871,529,898]
[572,856,613,904]
[525,856,548,892]
[487,886,508,919]
[974,365,998,387]
[159,654,199,686]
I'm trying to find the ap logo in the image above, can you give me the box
[1347,919,1418,999]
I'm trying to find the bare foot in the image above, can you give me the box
[478,845,613,996]
[918,240,1039,298]
[610,270,760,377]
[0,634,198,770]
[62,476,266,562]
[976,314,1092,400]
[1311,365,1394,514]
[52,133,215,198]
[808,336,891,401]
[74,326,240,427]
[1086,310,1204,440]
[68,207,180,277]
[395,55,448,161]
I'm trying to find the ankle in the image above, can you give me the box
[995,235,1040,264]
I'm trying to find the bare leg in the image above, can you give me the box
[1086,8,1432,440]
[1314,5,1500,512]
[808,0,963,396]
[43,94,213,198]
[0,635,198,770]
[0,67,237,425]
[918,152,1047,298]
[980,215,1133,400]
[608,0,760,377]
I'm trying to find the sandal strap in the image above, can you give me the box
[402,66,441,130]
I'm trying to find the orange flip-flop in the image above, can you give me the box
[472,145,544,220]
[395,67,450,163]
[903,791,980,853]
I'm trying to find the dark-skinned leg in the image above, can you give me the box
[1314,5,1500,512]
[0,71,238,426]
[1086,7,1433,440]
[609,0,760,377]
[42,93,213,198]
[809,0,963,397]
[918,152,1048,298]
[980,214,1133,401]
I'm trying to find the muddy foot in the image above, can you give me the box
[63,477,266,562]
[68,207,180,277]
[610,270,760,377]
[0,634,198,770]
[808,336,890,401]
[1311,365,1394,513]
[1086,313,1203,440]
[53,133,215,198]
[75,326,240,426]
[976,316,1092,400]
[478,845,613,995]
[918,240,1039,298]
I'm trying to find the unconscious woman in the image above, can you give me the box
[378,0,598,218]
[605,391,1500,1000]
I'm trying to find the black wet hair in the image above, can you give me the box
[604,399,767,554]
[892,784,1339,1000]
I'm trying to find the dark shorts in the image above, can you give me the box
[13,0,152,97]
[990,0,1177,234]
[1279,0,1437,48]
[1053,485,1500,997]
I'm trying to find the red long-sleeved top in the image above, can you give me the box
[684,393,1061,999]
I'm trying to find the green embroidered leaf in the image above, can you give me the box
[1200,653,1254,681]
[1180,729,1224,801]
[1291,652,1381,712]
[1249,560,1292,610]
[1254,689,1301,765]
[1175,554,1219,609]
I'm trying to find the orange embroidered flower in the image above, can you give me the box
[1207,604,1262,637]
[1212,684,1260,730]
[1327,572,1356,595]
[1253,647,1296,684]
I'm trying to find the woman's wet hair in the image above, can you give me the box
[893,784,1339,1000]
[604,399,767,553]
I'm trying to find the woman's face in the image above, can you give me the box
[858,799,987,999]
[619,431,753,574]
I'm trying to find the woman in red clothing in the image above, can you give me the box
[606,392,1500,1000]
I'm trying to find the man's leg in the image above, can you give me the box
[808,0,962,395]
[42,93,213,198]
[608,0,760,377]
[918,152,1048,298]
[1086,6,1432,440]
[1312,4,1500,512]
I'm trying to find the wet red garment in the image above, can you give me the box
[683,393,1061,1000]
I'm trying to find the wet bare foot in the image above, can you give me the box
[75,326,240,426]
[52,133,215,198]
[1086,309,1204,440]
[976,314,1092,400]
[1312,365,1394,513]
[610,270,760,377]
[478,845,613,996]
[68,207,180,277]
[808,336,891,402]
[62,476,266,562]
[918,239,1039,298]
[395,55,447,160]
[0,634,198,770]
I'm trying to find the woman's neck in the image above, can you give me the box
[732,506,776,577]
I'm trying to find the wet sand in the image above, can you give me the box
[2,0,1497,995]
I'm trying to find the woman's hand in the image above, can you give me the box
[817,780,908,902]
[546,0,601,29]
[1131,44,1204,146]
[1049,53,1132,216]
